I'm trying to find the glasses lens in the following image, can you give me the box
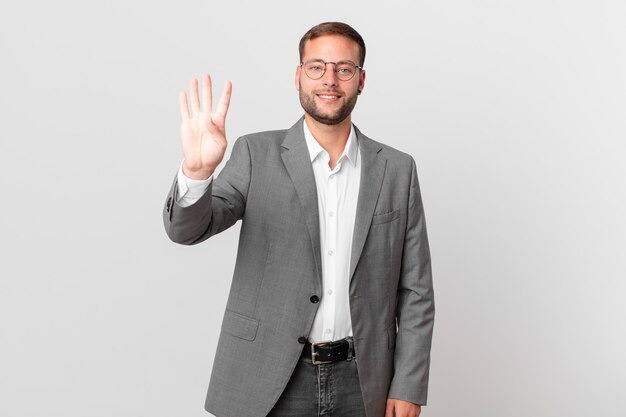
[304,60,326,80]
[336,63,356,81]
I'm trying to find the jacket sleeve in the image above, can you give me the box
[387,157,435,405]
[162,136,251,245]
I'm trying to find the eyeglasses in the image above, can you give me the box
[300,59,363,81]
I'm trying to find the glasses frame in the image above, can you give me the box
[300,59,364,81]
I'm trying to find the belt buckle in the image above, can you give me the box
[311,340,333,365]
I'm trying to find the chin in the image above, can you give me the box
[309,112,349,126]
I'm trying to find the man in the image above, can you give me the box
[163,22,434,417]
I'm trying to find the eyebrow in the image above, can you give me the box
[305,58,358,65]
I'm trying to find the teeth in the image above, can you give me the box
[319,95,338,99]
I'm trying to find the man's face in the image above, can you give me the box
[296,35,366,126]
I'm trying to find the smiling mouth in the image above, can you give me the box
[316,93,341,101]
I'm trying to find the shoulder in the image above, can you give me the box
[226,128,289,164]
[238,128,289,146]
[356,127,415,170]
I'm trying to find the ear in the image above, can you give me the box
[358,69,366,95]
[295,65,301,91]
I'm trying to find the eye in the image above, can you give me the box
[305,61,325,71]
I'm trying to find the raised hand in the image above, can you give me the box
[179,73,232,180]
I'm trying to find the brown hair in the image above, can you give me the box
[299,22,366,67]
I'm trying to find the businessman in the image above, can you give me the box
[163,22,434,417]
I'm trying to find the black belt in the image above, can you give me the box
[301,337,355,365]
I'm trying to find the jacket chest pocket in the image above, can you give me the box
[371,208,400,225]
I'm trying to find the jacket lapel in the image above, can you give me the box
[349,126,386,283]
[280,118,323,286]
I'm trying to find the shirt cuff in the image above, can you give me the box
[176,161,212,207]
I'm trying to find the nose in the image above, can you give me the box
[320,63,338,86]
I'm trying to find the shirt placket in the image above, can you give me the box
[322,162,340,341]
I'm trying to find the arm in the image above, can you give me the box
[163,136,251,245]
[387,157,435,408]
[163,73,247,245]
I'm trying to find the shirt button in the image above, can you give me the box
[310,295,320,303]
[325,328,332,334]
[327,289,333,295]
[328,211,334,217]
[297,336,307,344]
[328,250,333,256]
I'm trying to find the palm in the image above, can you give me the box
[179,73,232,179]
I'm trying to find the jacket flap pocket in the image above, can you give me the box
[222,310,259,341]
[372,208,401,225]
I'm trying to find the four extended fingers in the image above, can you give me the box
[180,73,231,122]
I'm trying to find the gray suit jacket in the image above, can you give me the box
[163,117,434,417]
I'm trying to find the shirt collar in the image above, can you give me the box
[303,119,358,167]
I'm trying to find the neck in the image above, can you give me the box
[304,113,352,158]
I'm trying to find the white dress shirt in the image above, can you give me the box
[176,121,361,343]
[303,121,361,342]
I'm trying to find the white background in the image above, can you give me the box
[1,1,625,416]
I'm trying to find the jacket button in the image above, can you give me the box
[297,336,307,344]
[310,295,320,303]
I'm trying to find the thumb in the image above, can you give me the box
[385,399,395,417]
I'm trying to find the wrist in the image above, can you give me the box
[182,161,214,180]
